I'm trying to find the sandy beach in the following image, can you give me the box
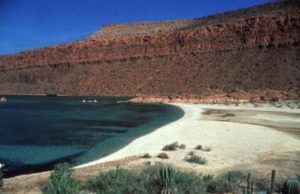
[77,102,300,176]
[3,101,300,193]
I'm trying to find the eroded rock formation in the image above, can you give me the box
[0,1,299,101]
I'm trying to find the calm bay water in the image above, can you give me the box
[0,96,183,177]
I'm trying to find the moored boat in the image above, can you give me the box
[0,97,7,103]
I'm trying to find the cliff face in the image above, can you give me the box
[0,1,299,100]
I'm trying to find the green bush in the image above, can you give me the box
[138,165,163,193]
[184,152,206,165]
[84,165,214,194]
[42,163,80,194]
[206,179,233,193]
[84,167,145,194]
[212,171,252,193]
[219,170,248,187]
[174,170,213,194]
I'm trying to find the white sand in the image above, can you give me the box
[77,103,300,174]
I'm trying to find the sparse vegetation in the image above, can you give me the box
[157,152,169,159]
[195,144,212,152]
[39,163,298,194]
[162,142,180,151]
[83,164,213,194]
[83,167,142,194]
[184,151,207,165]
[42,163,80,194]
[220,170,248,187]
[141,153,151,158]
[195,144,203,150]
[208,171,251,193]
[179,144,186,149]
[202,147,212,152]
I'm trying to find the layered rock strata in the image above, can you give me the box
[0,1,299,101]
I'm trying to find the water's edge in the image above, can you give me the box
[0,96,184,178]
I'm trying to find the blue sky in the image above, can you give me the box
[0,0,272,55]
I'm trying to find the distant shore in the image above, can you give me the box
[128,92,299,104]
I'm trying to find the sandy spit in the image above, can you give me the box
[76,103,300,175]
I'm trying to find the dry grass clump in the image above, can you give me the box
[179,144,186,149]
[185,151,207,165]
[141,153,152,159]
[157,152,169,159]
[202,147,212,152]
[162,142,186,151]
[195,145,203,150]
[194,145,212,152]
[162,142,179,151]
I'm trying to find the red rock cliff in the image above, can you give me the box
[0,1,299,100]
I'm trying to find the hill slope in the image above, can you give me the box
[0,1,299,101]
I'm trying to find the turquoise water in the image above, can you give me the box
[0,96,183,177]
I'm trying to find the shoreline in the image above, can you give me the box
[76,102,300,174]
[3,101,300,192]
[4,101,300,191]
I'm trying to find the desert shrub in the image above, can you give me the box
[202,147,212,152]
[179,144,186,149]
[162,142,180,151]
[219,170,248,187]
[195,145,211,152]
[184,152,206,165]
[218,171,254,193]
[206,179,233,193]
[141,153,152,158]
[195,145,203,150]
[84,167,145,194]
[0,169,3,189]
[138,165,163,193]
[84,165,215,194]
[42,163,80,194]
[157,152,169,159]
[139,165,213,194]
[175,170,213,194]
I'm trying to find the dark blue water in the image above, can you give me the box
[0,96,183,177]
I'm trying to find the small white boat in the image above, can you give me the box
[82,99,98,104]
[0,163,4,169]
[0,97,7,103]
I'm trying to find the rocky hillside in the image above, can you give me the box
[0,1,299,101]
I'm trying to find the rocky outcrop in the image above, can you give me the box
[0,1,299,101]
